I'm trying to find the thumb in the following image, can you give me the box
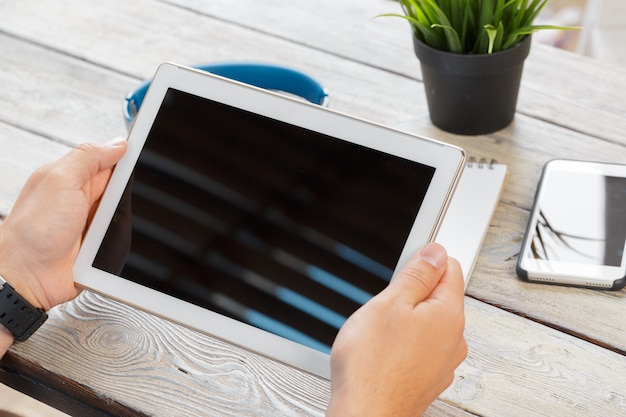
[385,243,448,306]
[66,138,127,183]
[80,137,128,173]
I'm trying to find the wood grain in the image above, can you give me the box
[3,0,625,145]
[0,0,424,128]
[8,291,625,416]
[469,202,626,355]
[0,33,132,146]
[0,0,624,415]
[167,0,626,143]
[0,123,70,215]
[13,291,330,417]
[7,291,473,417]
[449,298,626,417]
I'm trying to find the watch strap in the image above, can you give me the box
[0,275,48,342]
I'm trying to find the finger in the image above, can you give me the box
[428,256,465,305]
[84,168,113,214]
[61,138,127,186]
[385,242,448,306]
[423,257,467,357]
[4,139,122,219]
[77,137,127,173]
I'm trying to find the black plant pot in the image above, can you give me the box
[413,36,531,135]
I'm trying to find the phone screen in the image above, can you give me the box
[518,160,626,290]
[527,170,626,266]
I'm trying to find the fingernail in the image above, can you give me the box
[106,137,126,147]
[418,243,447,269]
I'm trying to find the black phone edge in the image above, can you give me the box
[515,159,626,291]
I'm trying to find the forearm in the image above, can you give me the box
[0,225,48,357]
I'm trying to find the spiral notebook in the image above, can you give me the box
[436,158,508,288]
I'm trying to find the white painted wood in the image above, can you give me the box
[0,122,70,215]
[448,298,626,417]
[0,0,624,415]
[10,291,625,417]
[11,292,472,416]
[0,34,133,146]
[1,0,625,140]
[167,0,626,140]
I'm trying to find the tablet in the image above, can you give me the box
[74,63,465,379]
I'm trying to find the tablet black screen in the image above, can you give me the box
[94,88,435,353]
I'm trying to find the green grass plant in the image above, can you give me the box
[381,0,577,54]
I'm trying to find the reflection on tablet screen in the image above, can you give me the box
[93,88,435,353]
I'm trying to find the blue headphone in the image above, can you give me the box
[123,62,328,129]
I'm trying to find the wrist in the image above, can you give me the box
[0,225,50,342]
[0,224,48,311]
[0,274,48,342]
[326,390,373,417]
[0,268,46,311]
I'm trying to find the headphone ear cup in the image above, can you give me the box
[123,62,327,131]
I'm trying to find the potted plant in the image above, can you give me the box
[382,0,576,135]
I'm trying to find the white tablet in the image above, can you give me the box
[74,63,465,379]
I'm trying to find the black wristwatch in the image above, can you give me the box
[0,274,48,342]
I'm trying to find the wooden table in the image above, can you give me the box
[1,1,625,416]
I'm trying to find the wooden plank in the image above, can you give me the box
[0,26,623,216]
[397,112,626,210]
[0,34,133,146]
[0,0,425,129]
[0,122,70,216]
[468,202,626,354]
[2,0,626,145]
[446,297,626,416]
[7,291,625,417]
[0,0,623,359]
[164,0,626,143]
[397,120,626,356]
[163,0,417,75]
[520,47,626,141]
[0,1,624,415]
[6,291,472,417]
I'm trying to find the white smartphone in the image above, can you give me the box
[517,159,626,290]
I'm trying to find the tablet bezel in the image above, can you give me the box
[73,62,465,378]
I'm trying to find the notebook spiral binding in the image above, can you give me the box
[468,157,498,169]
